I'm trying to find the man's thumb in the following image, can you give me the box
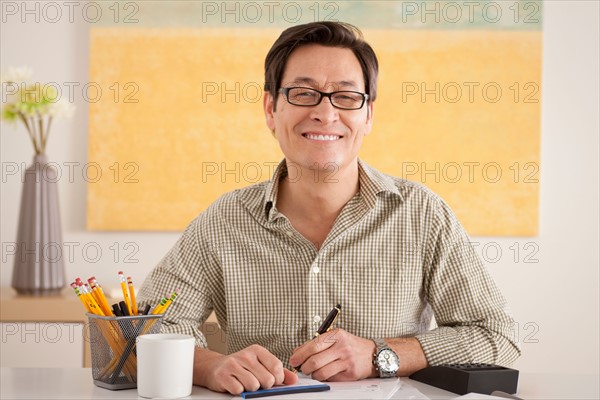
[283,369,299,385]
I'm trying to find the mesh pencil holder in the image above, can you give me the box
[87,313,163,390]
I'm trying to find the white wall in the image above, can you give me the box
[1,1,598,377]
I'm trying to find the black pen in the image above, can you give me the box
[112,303,123,317]
[293,304,342,372]
[315,304,342,337]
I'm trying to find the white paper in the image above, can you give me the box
[233,375,427,400]
[453,393,510,400]
[326,378,402,399]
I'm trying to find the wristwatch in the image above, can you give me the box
[372,338,400,378]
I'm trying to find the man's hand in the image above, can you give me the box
[289,328,377,381]
[193,345,298,395]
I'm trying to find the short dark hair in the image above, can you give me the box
[264,21,379,109]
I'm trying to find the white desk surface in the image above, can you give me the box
[1,368,598,399]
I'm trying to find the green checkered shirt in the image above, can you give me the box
[138,159,520,368]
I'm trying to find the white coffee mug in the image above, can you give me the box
[136,333,195,399]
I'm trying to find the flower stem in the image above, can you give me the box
[41,116,53,153]
[18,112,40,154]
[37,111,45,154]
[30,115,41,155]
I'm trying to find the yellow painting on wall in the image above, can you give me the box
[88,1,542,235]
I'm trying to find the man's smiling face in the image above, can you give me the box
[264,44,374,172]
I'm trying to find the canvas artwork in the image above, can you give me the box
[88,1,542,235]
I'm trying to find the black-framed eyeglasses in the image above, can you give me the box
[278,87,369,110]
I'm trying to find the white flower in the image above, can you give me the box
[1,66,32,84]
[1,66,75,155]
[1,81,21,104]
[48,98,75,119]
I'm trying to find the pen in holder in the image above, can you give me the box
[87,313,163,390]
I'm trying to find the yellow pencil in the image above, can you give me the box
[71,282,91,313]
[77,279,104,316]
[127,276,138,315]
[88,277,113,316]
[151,296,169,315]
[118,271,133,315]
[76,279,95,312]
[88,282,103,309]
[84,282,105,316]
[156,290,179,314]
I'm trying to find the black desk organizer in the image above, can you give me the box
[409,363,519,395]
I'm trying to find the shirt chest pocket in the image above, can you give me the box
[323,245,425,339]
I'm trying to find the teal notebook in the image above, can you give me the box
[240,377,330,399]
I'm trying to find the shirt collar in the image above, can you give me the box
[264,160,287,221]
[357,159,404,208]
[264,159,404,221]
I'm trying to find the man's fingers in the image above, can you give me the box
[312,359,357,382]
[233,367,262,393]
[212,364,247,394]
[282,369,299,385]
[299,345,341,375]
[252,346,285,386]
[210,345,288,394]
[219,375,245,395]
[243,362,276,390]
[290,329,340,367]
[237,345,285,390]
[290,330,376,382]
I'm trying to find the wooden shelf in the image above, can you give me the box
[0,287,116,367]
[0,287,224,366]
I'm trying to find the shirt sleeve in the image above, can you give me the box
[137,216,214,348]
[414,198,521,366]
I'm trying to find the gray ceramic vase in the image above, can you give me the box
[11,154,66,295]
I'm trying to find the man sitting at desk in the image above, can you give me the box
[139,21,520,395]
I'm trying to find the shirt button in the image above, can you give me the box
[312,266,320,274]
[286,231,293,237]
[313,315,321,324]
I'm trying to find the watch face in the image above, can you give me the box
[376,349,400,373]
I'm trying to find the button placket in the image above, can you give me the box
[308,256,323,337]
